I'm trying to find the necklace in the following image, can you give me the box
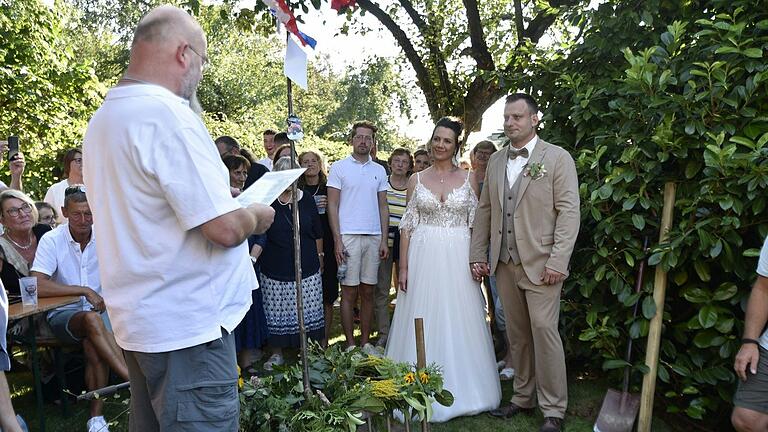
[4,232,32,250]
[436,167,457,183]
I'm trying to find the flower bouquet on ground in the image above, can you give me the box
[239,341,453,431]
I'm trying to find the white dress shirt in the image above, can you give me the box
[506,135,538,188]
[31,224,101,314]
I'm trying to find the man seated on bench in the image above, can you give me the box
[30,185,129,432]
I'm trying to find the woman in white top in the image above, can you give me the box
[43,148,82,224]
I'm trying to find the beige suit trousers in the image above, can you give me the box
[495,259,567,419]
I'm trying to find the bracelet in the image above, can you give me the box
[742,338,761,346]
[318,252,325,257]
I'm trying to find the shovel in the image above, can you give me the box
[594,237,648,432]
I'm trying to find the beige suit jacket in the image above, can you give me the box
[469,137,580,285]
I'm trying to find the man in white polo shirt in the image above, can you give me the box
[328,120,389,353]
[31,185,129,432]
[732,236,768,431]
[82,6,274,431]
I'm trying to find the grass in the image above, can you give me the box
[7,304,674,432]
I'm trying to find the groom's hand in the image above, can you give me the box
[470,262,489,280]
[540,267,566,285]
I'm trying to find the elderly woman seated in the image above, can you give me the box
[0,190,51,296]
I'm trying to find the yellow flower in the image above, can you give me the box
[371,379,400,399]
[419,372,429,384]
[404,372,416,384]
[237,366,244,389]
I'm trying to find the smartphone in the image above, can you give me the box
[7,136,19,161]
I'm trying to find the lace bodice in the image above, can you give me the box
[399,173,477,232]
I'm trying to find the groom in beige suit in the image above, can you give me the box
[470,93,580,432]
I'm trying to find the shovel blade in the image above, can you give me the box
[593,388,641,432]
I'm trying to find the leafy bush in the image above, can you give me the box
[0,0,105,198]
[534,0,768,423]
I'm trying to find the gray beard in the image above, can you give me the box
[180,71,202,115]
[188,90,202,115]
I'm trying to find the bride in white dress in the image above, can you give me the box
[385,117,501,422]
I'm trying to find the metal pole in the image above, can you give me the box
[286,34,311,399]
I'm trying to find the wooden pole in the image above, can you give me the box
[414,318,430,432]
[638,182,676,432]
[286,39,311,400]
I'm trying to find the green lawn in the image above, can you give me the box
[8,369,673,432]
[7,303,674,432]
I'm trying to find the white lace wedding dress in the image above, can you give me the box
[385,172,501,422]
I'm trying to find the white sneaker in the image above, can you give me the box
[263,353,284,371]
[499,367,515,381]
[87,416,109,432]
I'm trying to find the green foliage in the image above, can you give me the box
[535,0,768,423]
[239,343,451,431]
[0,0,105,198]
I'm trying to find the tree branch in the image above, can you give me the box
[461,0,495,70]
[513,0,524,42]
[398,0,426,32]
[355,0,441,118]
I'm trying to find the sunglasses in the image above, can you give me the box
[65,185,87,196]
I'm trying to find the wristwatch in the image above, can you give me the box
[742,338,760,346]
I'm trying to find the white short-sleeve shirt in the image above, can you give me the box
[756,237,768,349]
[31,224,101,315]
[82,84,256,353]
[327,155,387,235]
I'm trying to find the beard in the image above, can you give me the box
[180,69,203,115]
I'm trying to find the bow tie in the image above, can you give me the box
[508,147,529,160]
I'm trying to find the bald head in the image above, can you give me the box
[125,5,206,110]
[132,5,202,48]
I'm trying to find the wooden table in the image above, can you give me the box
[8,295,80,432]
[8,296,80,320]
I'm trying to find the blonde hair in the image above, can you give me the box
[0,189,39,224]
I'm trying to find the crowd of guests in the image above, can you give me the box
[0,121,518,431]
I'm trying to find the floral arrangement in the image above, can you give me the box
[523,161,547,180]
[239,342,453,431]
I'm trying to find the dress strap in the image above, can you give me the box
[417,172,421,184]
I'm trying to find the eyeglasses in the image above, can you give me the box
[65,185,87,197]
[186,44,209,72]
[39,215,55,223]
[3,202,33,218]
[353,135,374,143]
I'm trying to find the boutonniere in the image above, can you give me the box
[523,162,547,180]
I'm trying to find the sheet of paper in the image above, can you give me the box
[284,36,308,90]
[236,168,306,207]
